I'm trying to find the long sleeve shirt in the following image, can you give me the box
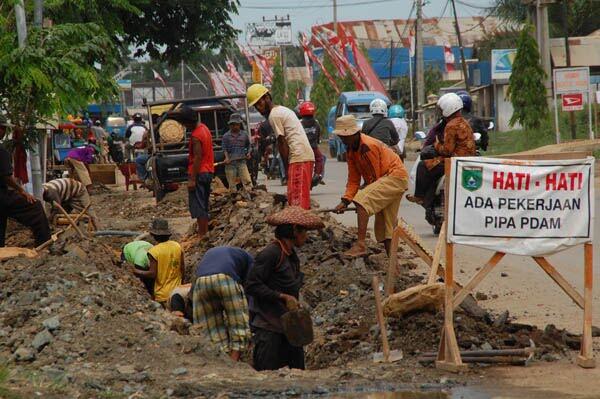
[244,242,303,333]
[424,115,476,170]
[221,130,250,160]
[343,134,408,202]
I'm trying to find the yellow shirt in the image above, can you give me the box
[148,241,183,302]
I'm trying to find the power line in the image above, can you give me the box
[240,0,397,10]
[455,0,491,10]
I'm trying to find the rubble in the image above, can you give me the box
[0,186,582,397]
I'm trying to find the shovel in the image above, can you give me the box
[372,276,403,363]
[281,302,314,347]
[316,207,357,214]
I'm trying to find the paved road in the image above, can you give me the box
[265,157,600,332]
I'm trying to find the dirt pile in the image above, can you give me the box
[178,190,575,370]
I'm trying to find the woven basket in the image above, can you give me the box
[159,119,185,143]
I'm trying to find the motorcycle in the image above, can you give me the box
[410,125,491,235]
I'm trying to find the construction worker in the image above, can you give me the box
[42,178,99,229]
[361,99,399,150]
[222,113,252,192]
[121,240,155,296]
[247,84,314,209]
[298,101,325,187]
[192,246,254,361]
[64,145,96,193]
[245,206,324,371]
[134,219,185,307]
[407,93,475,216]
[333,115,409,257]
[0,116,51,247]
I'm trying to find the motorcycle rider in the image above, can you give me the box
[387,104,408,160]
[361,99,399,151]
[125,113,148,161]
[298,101,325,187]
[407,93,475,222]
[457,91,488,151]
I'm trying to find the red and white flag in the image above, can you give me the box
[343,29,387,96]
[152,69,167,87]
[408,28,415,58]
[444,42,455,72]
[300,32,340,95]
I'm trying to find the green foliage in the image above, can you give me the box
[0,20,118,147]
[45,0,241,65]
[393,66,444,111]
[0,365,21,399]
[508,25,548,130]
[270,56,286,106]
[310,55,354,132]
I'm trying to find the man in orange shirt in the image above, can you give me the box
[333,115,408,257]
[183,106,214,240]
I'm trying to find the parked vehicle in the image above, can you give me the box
[330,91,391,161]
[326,106,338,159]
[143,94,254,203]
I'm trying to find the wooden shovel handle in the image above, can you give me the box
[372,276,391,362]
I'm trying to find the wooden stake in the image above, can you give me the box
[452,252,505,309]
[385,228,401,296]
[533,256,584,309]
[53,201,86,239]
[577,242,595,368]
[372,276,391,362]
[428,223,446,285]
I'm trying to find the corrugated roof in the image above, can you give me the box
[314,17,509,48]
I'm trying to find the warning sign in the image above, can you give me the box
[562,92,584,112]
[447,157,595,256]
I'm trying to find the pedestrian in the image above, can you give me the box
[192,246,254,361]
[247,84,314,209]
[64,145,96,193]
[222,113,252,192]
[183,106,214,240]
[298,101,325,187]
[333,115,409,257]
[121,240,155,296]
[134,219,184,307]
[0,116,51,248]
[245,206,324,371]
[42,178,99,229]
[91,120,109,163]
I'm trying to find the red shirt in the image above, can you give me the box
[188,124,215,174]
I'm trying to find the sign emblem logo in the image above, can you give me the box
[462,166,483,192]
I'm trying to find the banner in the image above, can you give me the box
[344,29,388,96]
[300,32,340,95]
[447,156,594,256]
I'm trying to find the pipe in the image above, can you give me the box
[94,230,142,237]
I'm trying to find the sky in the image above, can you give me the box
[230,0,496,42]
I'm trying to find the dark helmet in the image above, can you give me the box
[456,91,472,113]
[133,113,143,122]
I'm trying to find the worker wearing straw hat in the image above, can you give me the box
[245,206,324,371]
[333,115,409,258]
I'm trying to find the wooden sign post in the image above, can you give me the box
[436,155,595,371]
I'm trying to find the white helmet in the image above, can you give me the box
[369,98,388,116]
[437,93,463,118]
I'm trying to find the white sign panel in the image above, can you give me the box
[491,49,517,80]
[553,67,590,94]
[447,157,594,256]
[246,21,292,46]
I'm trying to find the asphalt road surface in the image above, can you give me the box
[265,156,600,333]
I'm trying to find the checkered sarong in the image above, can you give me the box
[192,273,251,353]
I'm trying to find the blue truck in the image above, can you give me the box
[327,91,391,161]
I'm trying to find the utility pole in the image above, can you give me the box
[563,0,576,140]
[450,0,470,92]
[333,0,338,34]
[415,0,425,126]
[15,1,27,47]
[181,60,185,99]
[34,0,43,27]
[388,39,394,93]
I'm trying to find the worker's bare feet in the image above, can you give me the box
[406,194,424,205]
[344,242,367,257]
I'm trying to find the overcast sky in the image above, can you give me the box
[231,0,496,41]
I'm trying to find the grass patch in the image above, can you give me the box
[0,365,21,399]
[486,109,597,156]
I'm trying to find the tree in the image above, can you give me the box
[0,16,118,147]
[45,0,241,65]
[393,66,444,112]
[508,25,548,130]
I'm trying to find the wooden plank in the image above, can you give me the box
[428,223,446,285]
[53,202,86,239]
[578,243,595,368]
[494,151,592,161]
[452,252,505,309]
[372,276,391,362]
[385,228,401,296]
[533,257,584,309]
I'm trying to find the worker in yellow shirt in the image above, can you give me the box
[136,219,185,306]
